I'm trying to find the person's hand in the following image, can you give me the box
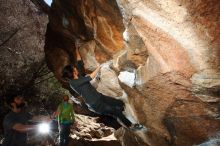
[76,47,82,61]
[50,111,59,119]
[90,65,101,79]
[96,71,101,81]
[11,102,16,108]
[95,65,101,72]
[55,111,60,116]
[100,63,104,68]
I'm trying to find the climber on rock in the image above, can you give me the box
[62,47,144,131]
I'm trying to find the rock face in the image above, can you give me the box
[0,0,73,126]
[115,128,150,146]
[45,0,220,146]
[72,114,115,139]
[0,0,49,136]
[69,114,121,146]
[0,0,48,95]
[44,0,125,84]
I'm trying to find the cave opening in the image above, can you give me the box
[44,0,52,6]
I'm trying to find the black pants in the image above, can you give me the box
[60,123,71,146]
[93,95,132,127]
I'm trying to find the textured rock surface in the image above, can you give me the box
[44,0,125,84]
[45,0,220,146]
[71,114,114,139]
[195,138,220,146]
[0,0,48,95]
[115,128,150,146]
[0,0,49,137]
[68,139,121,146]
[69,114,121,146]
[116,1,220,145]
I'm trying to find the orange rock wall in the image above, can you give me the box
[45,0,220,145]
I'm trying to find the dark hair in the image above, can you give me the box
[63,95,69,99]
[6,94,19,106]
[62,65,73,80]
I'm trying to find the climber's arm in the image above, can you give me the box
[76,48,82,61]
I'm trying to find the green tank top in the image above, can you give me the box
[57,102,74,124]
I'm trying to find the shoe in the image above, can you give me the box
[129,123,144,131]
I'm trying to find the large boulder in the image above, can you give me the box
[0,0,48,96]
[45,0,220,145]
[0,0,49,137]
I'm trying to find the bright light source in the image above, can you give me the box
[38,123,50,134]
[44,0,52,6]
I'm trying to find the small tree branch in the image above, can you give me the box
[0,29,20,47]
[37,71,52,78]
[34,75,54,85]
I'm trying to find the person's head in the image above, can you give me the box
[6,95,26,112]
[62,65,79,80]
[62,95,69,102]
[73,67,79,78]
